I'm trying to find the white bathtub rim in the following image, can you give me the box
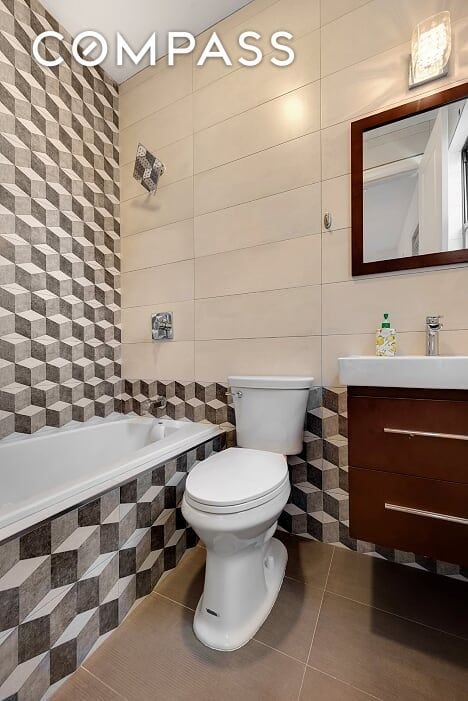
[0,417,222,546]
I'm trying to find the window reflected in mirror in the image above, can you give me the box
[363,98,468,263]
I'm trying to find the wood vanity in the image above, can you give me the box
[348,386,468,566]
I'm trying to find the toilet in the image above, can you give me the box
[182,375,314,651]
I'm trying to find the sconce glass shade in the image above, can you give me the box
[409,11,451,89]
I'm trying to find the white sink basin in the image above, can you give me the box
[339,356,468,390]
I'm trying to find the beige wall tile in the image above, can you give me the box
[120,95,193,166]
[121,220,194,272]
[195,235,321,299]
[122,341,195,381]
[122,301,194,343]
[195,285,321,340]
[322,175,350,232]
[195,130,321,215]
[322,18,468,127]
[121,178,193,237]
[322,267,468,335]
[121,137,193,202]
[193,30,320,132]
[322,228,351,284]
[122,260,194,309]
[195,81,320,173]
[195,336,321,382]
[321,0,371,26]
[194,184,321,258]
[321,0,468,77]
[194,0,320,90]
[321,122,350,181]
[120,56,192,130]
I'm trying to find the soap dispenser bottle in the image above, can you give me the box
[376,313,396,357]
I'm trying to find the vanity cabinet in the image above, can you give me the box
[348,386,468,566]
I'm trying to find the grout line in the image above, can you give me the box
[191,72,321,138]
[296,547,334,700]
[319,0,374,28]
[121,231,321,275]
[324,589,468,643]
[306,665,383,700]
[253,637,309,666]
[81,666,129,700]
[193,124,321,178]
[150,590,197,613]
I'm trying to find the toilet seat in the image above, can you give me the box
[185,447,289,515]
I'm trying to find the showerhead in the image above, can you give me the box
[133,143,166,194]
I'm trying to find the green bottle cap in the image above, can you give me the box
[382,313,391,329]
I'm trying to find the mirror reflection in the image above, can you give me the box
[363,98,468,262]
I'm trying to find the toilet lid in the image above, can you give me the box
[186,448,288,507]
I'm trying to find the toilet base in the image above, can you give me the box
[193,537,287,652]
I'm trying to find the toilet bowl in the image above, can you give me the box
[182,375,314,651]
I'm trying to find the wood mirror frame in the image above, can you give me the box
[351,82,468,276]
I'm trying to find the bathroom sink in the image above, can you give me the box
[338,356,468,390]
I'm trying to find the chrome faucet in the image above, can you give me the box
[425,315,443,356]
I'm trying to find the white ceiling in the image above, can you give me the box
[40,0,253,83]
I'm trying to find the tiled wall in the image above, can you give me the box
[0,0,121,440]
[120,0,468,384]
[0,433,225,700]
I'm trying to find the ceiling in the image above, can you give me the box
[40,0,253,83]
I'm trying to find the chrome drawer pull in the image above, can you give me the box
[385,503,468,525]
[383,427,468,441]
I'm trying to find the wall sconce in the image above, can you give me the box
[409,11,451,89]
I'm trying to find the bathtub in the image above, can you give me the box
[0,416,221,543]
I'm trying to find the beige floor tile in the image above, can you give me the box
[308,593,468,701]
[84,594,305,701]
[255,576,323,662]
[155,546,205,611]
[52,667,124,701]
[275,532,334,589]
[300,667,375,700]
[326,548,468,640]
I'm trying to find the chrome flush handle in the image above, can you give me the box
[226,389,243,399]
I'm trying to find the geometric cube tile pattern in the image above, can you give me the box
[0,433,226,700]
[0,0,120,439]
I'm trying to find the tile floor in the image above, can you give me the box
[55,533,468,700]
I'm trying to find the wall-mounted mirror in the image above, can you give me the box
[351,82,468,275]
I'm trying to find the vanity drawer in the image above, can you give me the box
[348,395,468,483]
[349,468,468,566]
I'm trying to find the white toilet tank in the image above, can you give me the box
[228,375,314,455]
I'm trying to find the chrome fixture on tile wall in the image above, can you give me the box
[133,143,166,194]
[152,312,174,340]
